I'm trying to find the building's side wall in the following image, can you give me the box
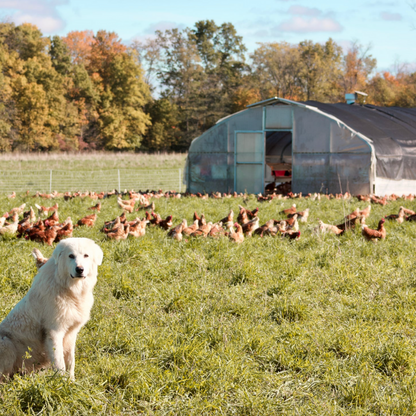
[292,107,373,195]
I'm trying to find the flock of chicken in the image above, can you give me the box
[1,189,416,247]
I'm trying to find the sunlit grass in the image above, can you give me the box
[0,194,416,414]
[0,151,187,171]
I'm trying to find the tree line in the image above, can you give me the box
[0,21,415,152]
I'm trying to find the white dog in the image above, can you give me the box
[0,238,103,380]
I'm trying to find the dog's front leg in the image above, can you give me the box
[63,330,79,380]
[46,330,65,372]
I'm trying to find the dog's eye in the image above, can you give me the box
[69,254,75,259]
[84,254,89,258]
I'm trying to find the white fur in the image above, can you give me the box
[0,238,103,380]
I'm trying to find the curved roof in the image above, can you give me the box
[302,101,416,180]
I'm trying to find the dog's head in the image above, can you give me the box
[52,238,103,282]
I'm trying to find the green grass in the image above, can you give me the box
[1,194,416,414]
[0,151,187,171]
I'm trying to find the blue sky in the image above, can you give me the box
[1,0,415,72]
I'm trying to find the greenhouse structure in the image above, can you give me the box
[185,97,416,195]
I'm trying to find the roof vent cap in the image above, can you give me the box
[345,91,368,105]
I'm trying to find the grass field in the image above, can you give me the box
[1,193,416,415]
[0,152,187,171]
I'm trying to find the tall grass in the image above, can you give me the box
[0,193,416,414]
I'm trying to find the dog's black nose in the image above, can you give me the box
[75,266,84,275]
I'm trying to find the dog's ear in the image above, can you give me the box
[93,243,103,266]
[52,242,66,264]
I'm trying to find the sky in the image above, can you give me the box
[1,0,416,73]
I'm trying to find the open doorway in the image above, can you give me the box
[265,131,292,193]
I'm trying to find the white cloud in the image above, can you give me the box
[0,0,67,33]
[288,5,321,17]
[380,11,402,21]
[277,16,343,33]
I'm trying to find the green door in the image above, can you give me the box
[235,132,264,194]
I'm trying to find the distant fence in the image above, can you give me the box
[0,169,185,193]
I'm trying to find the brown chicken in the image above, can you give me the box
[8,203,26,216]
[183,220,199,236]
[190,222,213,238]
[88,203,101,212]
[385,207,405,224]
[362,218,386,242]
[45,211,59,226]
[35,203,58,216]
[254,219,275,237]
[158,215,173,230]
[168,219,187,241]
[128,219,149,238]
[281,230,301,240]
[106,223,130,240]
[237,205,249,225]
[218,210,234,229]
[242,217,260,236]
[246,207,259,219]
[281,204,297,215]
[75,213,97,227]
[402,207,416,216]
[208,222,226,238]
[137,202,155,211]
[32,248,49,269]
[55,217,73,242]
[25,226,57,246]
[229,222,244,243]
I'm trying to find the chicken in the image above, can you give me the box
[344,208,360,221]
[117,197,135,213]
[242,217,260,236]
[237,205,249,225]
[8,203,26,216]
[35,203,58,216]
[22,207,36,223]
[25,226,57,246]
[208,222,226,238]
[107,223,130,240]
[45,211,59,226]
[88,203,101,212]
[193,211,203,224]
[32,248,49,269]
[229,222,244,243]
[288,208,309,223]
[55,217,73,242]
[358,205,371,219]
[314,219,344,235]
[183,220,199,236]
[218,209,234,229]
[281,230,301,240]
[286,214,299,232]
[254,219,275,237]
[190,222,213,238]
[0,218,18,235]
[128,219,149,238]
[246,207,259,219]
[281,204,297,215]
[402,207,416,216]
[406,214,416,222]
[137,202,155,212]
[168,219,187,241]
[158,215,173,231]
[7,191,16,198]
[362,218,386,242]
[75,213,97,228]
[385,207,405,224]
